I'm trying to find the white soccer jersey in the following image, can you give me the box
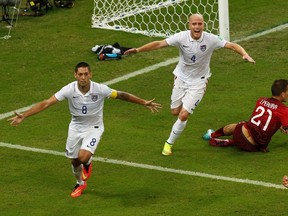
[166,31,227,84]
[54,81,113,131]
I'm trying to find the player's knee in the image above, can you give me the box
[71,158,81,167]
[171,110,178,116]
[78,150,92,164]
[224,123,237,134]
[171,107,181,116]
[178,115,188,121]
[78,156,90,164]
[178,110,190,121]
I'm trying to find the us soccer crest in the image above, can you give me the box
[200,45,206,52]
[91,94,98,101]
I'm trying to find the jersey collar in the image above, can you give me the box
[189,31,204,42]
[75,81,92,96]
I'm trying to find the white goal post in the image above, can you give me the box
[92,0,229,40]
[0,0,22,39]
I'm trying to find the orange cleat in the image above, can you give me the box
[70,182,87,198]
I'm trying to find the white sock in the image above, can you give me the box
[72,164,84,185]
[167,118,187,144]
[85,156,92,166]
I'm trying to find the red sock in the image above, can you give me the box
[228,140,234,146]
[211,127,225,138]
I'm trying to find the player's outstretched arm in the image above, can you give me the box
[123,48,138,55]
[224,41,256,64]
[8,95,58,126]
[124,40,168,55]
[142,98,162,113]
[115,91,162,113]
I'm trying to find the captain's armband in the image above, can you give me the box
[110,90,118,99]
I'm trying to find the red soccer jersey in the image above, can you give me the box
[246,97,288,147]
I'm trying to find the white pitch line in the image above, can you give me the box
[233,23,288,43]
[1,23,287,121]
[103,57,179,86]
[0,104,36,121]
[0,141,286,190]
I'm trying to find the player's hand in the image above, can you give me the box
[282,175,288,188]
[124,48,138,55]
[144,99,162,113]
[8,112,25,126]
[243,55,256,64]
[280,126,288,134]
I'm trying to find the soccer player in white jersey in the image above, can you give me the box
[8,62,161,198]
[124,13,256,156]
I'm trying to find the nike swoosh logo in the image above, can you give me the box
[73,96,80,98]
[182,45,189,48]
[82,172,87,180]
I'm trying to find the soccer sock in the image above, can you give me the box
[212,127,225,138]
[84,156,92,172]
[167,118,187,144]
[85,156,92,166]
[228,140,235,146]
[72,164,84,185]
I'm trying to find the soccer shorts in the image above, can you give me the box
[65,126,104,159]
[170,76,208,114]
[233,122,259,152]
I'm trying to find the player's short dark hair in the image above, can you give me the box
[75,62,91,73]
[271,79,288,96]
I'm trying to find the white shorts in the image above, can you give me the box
[65,126,104,159]
[170,76,208,114]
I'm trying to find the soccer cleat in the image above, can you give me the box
[82,162,92,181]
[162,142,173,156]
[202,129,214,140]
[70,182,87,198]
[209,138,231,147]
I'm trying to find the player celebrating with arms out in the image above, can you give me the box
[203,79,288,152]
[124,13,255,156]
[8,62,161,198]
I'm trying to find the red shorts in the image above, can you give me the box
[233,122,259,152]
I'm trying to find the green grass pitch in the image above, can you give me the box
[0,0,288,215]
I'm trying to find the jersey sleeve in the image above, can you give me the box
[97,83,114,99]
[54,84,71,101]
[210,33,227,49]
[165,31,183,46]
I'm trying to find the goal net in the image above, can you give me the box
[92,0,229,40]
